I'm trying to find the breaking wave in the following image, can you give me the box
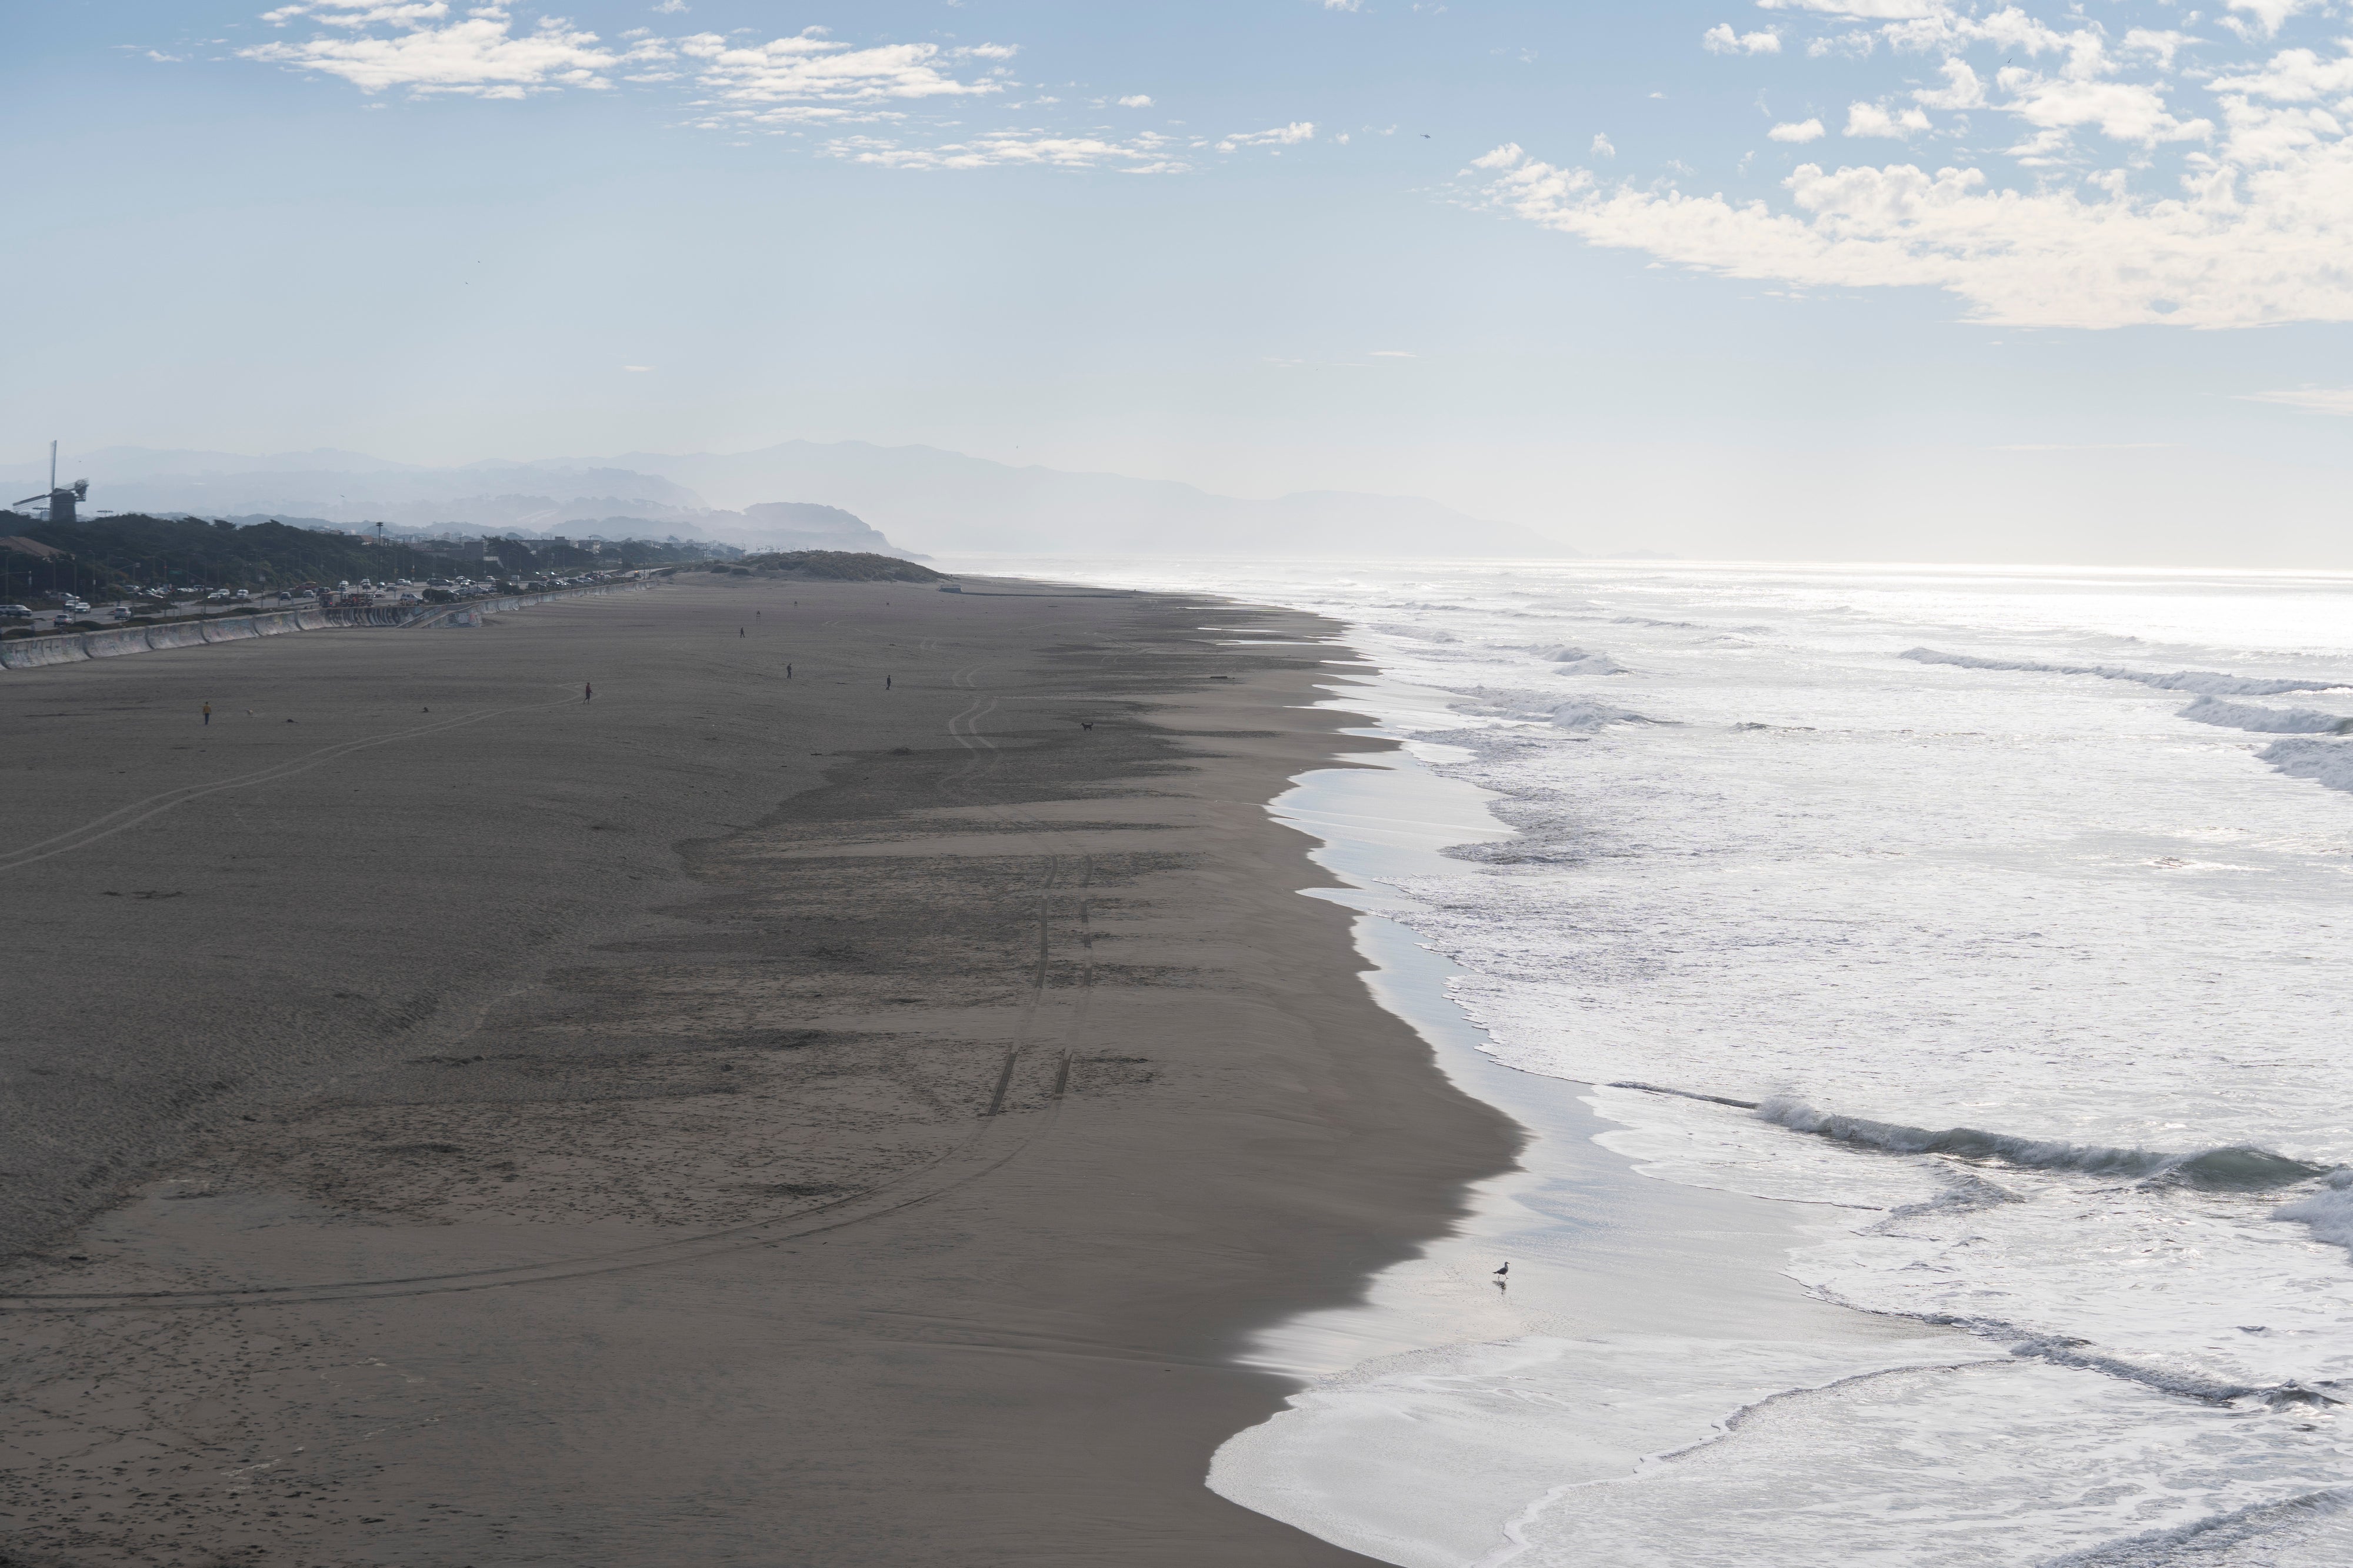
[2274,1170,2353,1255]
[2177,696,2353,735]
[2258,737,2353,794]
[1902,648,2351,698]
[1756,1098,2331,1192]
[1534,645,1629,674]
[1550,699,1657,730]
[2040,1488,2353,1566]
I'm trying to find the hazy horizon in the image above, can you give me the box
[15,1,2353,566]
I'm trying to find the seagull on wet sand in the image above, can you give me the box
[1492,1261,1509,1277]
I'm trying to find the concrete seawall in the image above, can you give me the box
[0,582,650,673]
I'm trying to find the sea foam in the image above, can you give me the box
[1902,647,2351,696]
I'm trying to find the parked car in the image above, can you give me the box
[0,604,31,620]
[105,606,131,621]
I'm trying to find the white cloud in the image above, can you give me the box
[680,31,1005,111]
[651,0,685,12]
[826,129,1185,172]
[1591,132,1617,157]
[1913,58,1984,110]
[1118,93,1152,107]
[1324,0,1364,9]
[2224,0,2320,40]
[1217,121,1315,152]
[262,0,449,25]
[2211,41,2353,101]
[1469,138,2353,328]
[1999,75,2211,150]
[2240,385,2353,413]
[240,13,618,95]
[1371,349,1415,356]
[2119,29,2195,70]
[1844,101,1932,136]
[1755,0,1941,16]
[622,364,654,372]
[1703,24,1782,55]
[1466,0,2353,330]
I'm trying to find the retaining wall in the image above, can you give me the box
[0,582,651,673]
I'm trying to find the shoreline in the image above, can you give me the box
[0,576,1517,1564]
[1201,669,1975,1566]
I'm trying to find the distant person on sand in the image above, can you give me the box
[786,664,792,679]
[886,676,892,690]
[201,702,211,726]
[584,683,594,702]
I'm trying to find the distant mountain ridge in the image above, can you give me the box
[605,441,1575,558]
[2,442,1577,558]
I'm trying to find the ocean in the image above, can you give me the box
[981,558,2353,1566]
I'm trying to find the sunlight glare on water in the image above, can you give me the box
[967,558,2353,1568]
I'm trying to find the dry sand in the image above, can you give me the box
[0,575,1518,1566]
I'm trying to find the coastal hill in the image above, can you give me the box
[732,550,948,582]
[4,445,1574,559]
[0,512,723,597]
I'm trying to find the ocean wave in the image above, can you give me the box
[2258,738,2353,794]
[1878,1169,2023,1223]
[1534,645,1629,674]
[1756,1098,2331,1192]
[2177,696,2353,735]
[1550,699,1657,730]
[2274,1170,2353,1254]
[2039,1487,2352,1566]
[1446,690,1660,730]
[1902,648,2352,698]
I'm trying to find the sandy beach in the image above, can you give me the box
[0,574,1517,1566]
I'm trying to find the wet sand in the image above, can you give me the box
[0,575,1518,1565]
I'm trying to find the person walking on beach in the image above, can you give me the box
[885,676,892,690]
[786,664,792,680]
[201,702,211,726]
[584,682,593,702]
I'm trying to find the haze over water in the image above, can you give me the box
[984,556,2353,1567]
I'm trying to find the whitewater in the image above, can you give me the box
[977,558,2353,1567]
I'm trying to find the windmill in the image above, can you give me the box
[12,442,88,525]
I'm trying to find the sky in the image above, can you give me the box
[13,0,2353,563]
